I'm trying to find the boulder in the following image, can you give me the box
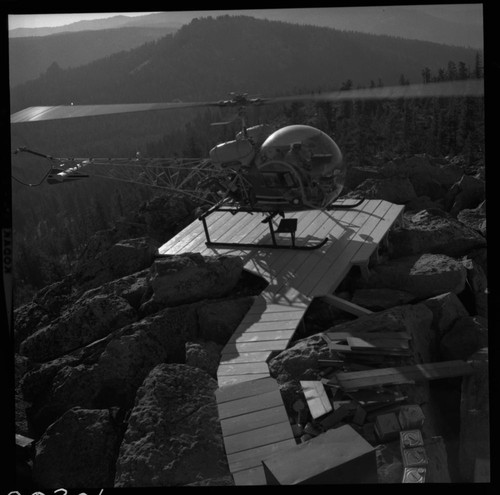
[14,302,51,352]
[404,195,444,213]
[439,315,488,361]
[348,176,417,204]
[150,253,243,305]
[197,296,254,344]
[97,269,152,310]
[457,200,486,237]
[359,254,467,301]
[32,407,122,488]
[268,333,330,385]
[388,209,486,258]
[114,363,231,487]
[74,236,159,291]
[422,292,469,340]
[271,303,434,383]
[446,174,485,216]
[31,276,75,316]
[15,354,30,435]
[351,288,415,311]
[381,154,463,200]
[185,340,223,379]
[344,165,383,191]
[19,293,137,363]
[459,348,490,482]
[23,303,200,435]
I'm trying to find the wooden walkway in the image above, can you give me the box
[159,199,404,484]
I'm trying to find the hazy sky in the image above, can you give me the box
[8,12,159,30]
[7,5,483,30]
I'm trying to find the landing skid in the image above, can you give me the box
[326,197,365,209]
[197,196,365,250]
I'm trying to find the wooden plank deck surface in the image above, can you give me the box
[159,199,405,484]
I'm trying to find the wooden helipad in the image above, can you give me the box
[159,199,404,484]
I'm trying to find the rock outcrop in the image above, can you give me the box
[355,253,467,300]
[114,363,232,487]
[20,293,137,363]
[12,152,488,486]
[74,236,160,291]
[439,315,488,361]
[388,209,486,258]
[149,253,243,305]
[32,407,123,488]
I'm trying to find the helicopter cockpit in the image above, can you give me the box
[255,124,345,209]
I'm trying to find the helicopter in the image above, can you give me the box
[10,79,484,250]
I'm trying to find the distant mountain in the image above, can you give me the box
[9,6,484,49]
[9,27,175,86]
[10,15,482,113]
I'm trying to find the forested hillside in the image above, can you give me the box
[10,15,481,111]
[9,27,174,86]
[10,15,484,306]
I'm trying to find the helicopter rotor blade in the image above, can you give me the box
[10,100,222,124]
[11,79,483,124]
[262,79,484,105]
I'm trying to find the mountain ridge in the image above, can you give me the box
[10,15,482,112]
[8,7,483,49]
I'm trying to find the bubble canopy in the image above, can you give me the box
[258,124,345,208]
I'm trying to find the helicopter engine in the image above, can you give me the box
[255,124,345,209]
[209,138,255,168]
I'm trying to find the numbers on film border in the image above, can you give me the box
[8,489,104,495]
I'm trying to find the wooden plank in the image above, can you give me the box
[217,362,271,376]
[240,310,306,324]
[215,376,279,404]
[310,199,394,296]
[210,209,266,245]
[232,465,267,485]
[220,405,289,437]
[297,200,382,296]
[326,331,411,341]
[202,210,253,244]
[245,300,309,314]
[321,294,373,316]
[331,360,475,391]
[269,206,359,298]
[261,425,376,485]
[300,380,333,419]
[227,329,295,343]
[220,351,273,364]
[222,340,290,354]
[160,210,229,255]
[218,374,271,387]
[227,438,296,473]
[218,389,284,420]
[347,336,410,350]
[233,319,300,333]
[350,203,405,265]
[306,200,389,297]
[223,421,294,455]
[258,209,339,286]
